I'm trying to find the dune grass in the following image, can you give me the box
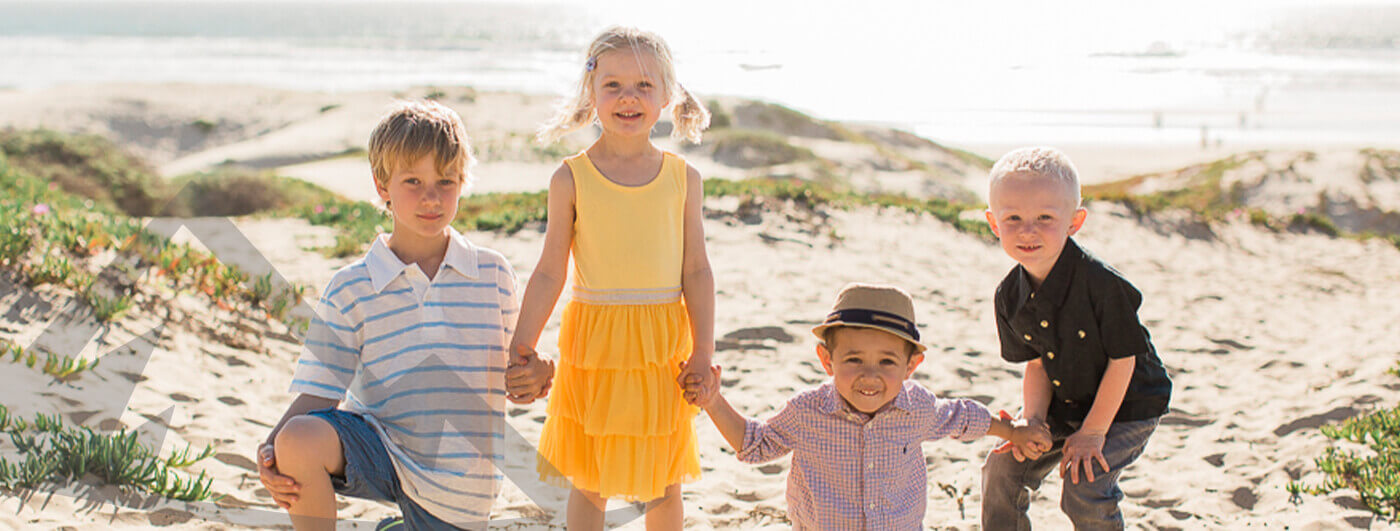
[695,129,816,169]
[0,151,310,330]
[0,404,217,501]
[1085,152,1400,249]
[1287,362,1400,521]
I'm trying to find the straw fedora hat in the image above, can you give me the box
[810,283,927,353]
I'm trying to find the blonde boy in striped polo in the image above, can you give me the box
[254,100,554,530]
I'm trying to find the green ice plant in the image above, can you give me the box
[1288,362,1400,521]
[0,404,218,501]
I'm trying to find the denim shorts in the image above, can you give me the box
[308,408,466,530]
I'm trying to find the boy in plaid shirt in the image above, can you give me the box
[686,283,1049,529]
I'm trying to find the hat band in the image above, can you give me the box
[823,309,920,342]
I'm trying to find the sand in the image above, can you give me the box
[1,83,1397,529]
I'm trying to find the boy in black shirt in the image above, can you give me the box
[980,147,1171,530]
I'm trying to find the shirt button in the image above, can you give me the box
[1052,379,1061,387]
[1040,320,1049,328]
[1046,351,1055,360]
[869,502,877,509]
[1023,334,1032,342]
[1065,399,1073,403]
[867,463,874,469]
[1078,330,1086,339]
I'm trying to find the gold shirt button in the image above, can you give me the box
[1052,379,1061,387]
[1023,334,1032,342]
[1078,330,1086,339]
[1046,351,1055,359]
[1040,320,1049,328]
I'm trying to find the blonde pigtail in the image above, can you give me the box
[536,79,597,146]
[670,85,710,145]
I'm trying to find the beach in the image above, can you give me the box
[0,81,1398,529]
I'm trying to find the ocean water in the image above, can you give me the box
[2,0,1398,147]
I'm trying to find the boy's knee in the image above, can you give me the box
[982,450,1019,483]
[1060,474,1124,526]
[274,415,342,471]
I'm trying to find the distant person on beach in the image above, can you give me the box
[980,147,1172,530]
[685,283,1050,529]
[255,100,551,530]
[508,26,717,529]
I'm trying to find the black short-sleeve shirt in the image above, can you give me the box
[994,238,1171,428]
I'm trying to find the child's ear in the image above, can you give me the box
[816,343,835,376]
[1067,207,1088,235]
[375,176,391,204]
[905,352,925,378]
[984,209,1000,238]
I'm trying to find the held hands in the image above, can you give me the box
[991,410,1052,462]
[1060,428,1109,484]
[506,344,555,404]
[256,442,300,509]
[677,360,720,407]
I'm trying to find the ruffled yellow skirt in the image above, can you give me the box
[536,299,700,501]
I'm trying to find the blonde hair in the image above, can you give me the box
[537,26,710,145]
[368,100,474,189]
[989,146,1081,207]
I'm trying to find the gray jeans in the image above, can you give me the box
[981,417,1159,531]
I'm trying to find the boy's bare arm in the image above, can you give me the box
[1081,356,1134,433]
[1022,358,1053,423]
[1061,356,1135,484]
[688,364,746,451]
[703,389,749,453]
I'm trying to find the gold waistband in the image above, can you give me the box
[571,286,682,305]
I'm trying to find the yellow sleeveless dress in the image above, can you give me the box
[536,151,701,501]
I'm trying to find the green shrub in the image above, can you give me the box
[706,100,733,129]
[0,406,217,501]
[0,129,167,216]
[165,171,340,217]
[1288,363,1400,521]
[696,129,815,169]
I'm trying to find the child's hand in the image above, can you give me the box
[677,360,720,407]
[992,410,1051,462]
[1060,428,1108,484]
[1010,421,1052,461]
[256,442,300,509]
[506,345,555,404]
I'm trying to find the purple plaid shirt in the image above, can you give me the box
[738,381,993,530]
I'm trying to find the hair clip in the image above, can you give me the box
[585,57,597,72]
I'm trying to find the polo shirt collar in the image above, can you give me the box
[364,228,481,293]
[1016,237,1080,307]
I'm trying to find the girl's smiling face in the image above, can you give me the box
[590,48,669,138]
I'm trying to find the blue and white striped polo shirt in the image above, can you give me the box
[289,228,516,526]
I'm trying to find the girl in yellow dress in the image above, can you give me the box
[504,26,718,530]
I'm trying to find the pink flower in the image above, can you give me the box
[329,206,340,215]
[313,205,325,214]
[31,204,50,216]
